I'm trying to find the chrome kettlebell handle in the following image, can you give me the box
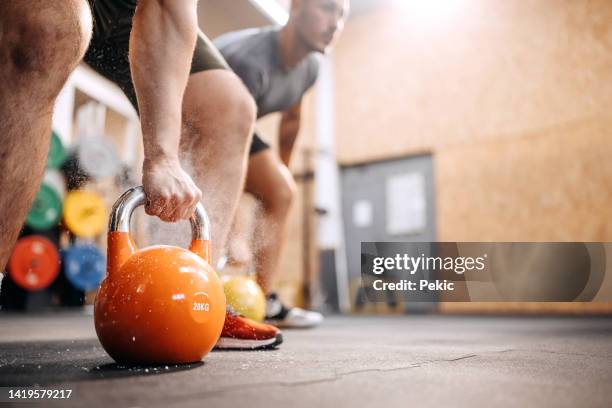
[108,186,211,241]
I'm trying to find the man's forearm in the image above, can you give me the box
[130,0,198,161]
[279,118,300,166]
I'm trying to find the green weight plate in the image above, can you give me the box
[47,130,67,169]
[26,184,62,230]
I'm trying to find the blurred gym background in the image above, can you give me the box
[2,0,611,316]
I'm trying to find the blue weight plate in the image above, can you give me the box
[63,244,106,292]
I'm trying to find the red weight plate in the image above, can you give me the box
[9,236,60,291]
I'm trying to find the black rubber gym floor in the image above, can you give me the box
[1,312,611,407]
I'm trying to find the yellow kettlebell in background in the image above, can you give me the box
[222,275,266,322]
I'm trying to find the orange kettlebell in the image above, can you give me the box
[94,186,226,364]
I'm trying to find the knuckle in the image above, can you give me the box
[155,195,168,205]
[145,204,160,215]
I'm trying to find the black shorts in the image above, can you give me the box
[250,132,270,156]
[84,0,229,109]
[84,0,268,156]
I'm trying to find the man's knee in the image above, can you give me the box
[6,0,91,82]
[265,171,297,215]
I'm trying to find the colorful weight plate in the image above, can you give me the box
[63,190,107,238]
[9,235,60,291]
[26,183,63,230]
[77,136,121,179]
[63,244,106,291]
[47,130,67,169]
[222,276,266,322]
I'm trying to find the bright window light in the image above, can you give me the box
[249,0,289,25]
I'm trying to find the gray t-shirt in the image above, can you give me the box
[214,27,320,118]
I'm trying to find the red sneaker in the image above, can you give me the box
[215,308,283,350]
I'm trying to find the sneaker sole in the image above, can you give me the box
[214,333,283,351]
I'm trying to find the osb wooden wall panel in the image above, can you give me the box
[436,116,612,241]
[332,0,612,164]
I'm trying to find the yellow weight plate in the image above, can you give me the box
[222,276,266,322]
[63,190,107,238]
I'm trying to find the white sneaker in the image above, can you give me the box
[265,293,324,328]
